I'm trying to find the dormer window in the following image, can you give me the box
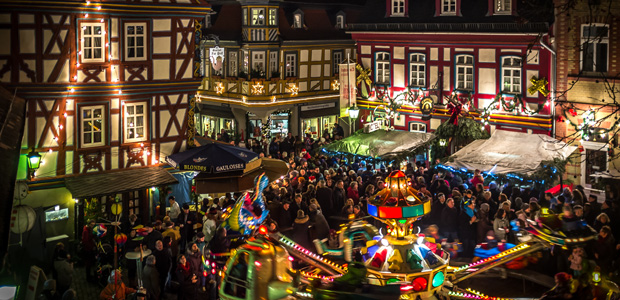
[336,12,346,29]
[495,0,511,14]
[293,10,304,29]
[391,0,405,16]
[442,0,456,14]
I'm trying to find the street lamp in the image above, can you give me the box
[26,147,41,180]
[348,105,360,134]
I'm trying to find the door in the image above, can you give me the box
[252,52,265,76]
[585,149,607,185]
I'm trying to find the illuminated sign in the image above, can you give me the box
[363,120,382,133]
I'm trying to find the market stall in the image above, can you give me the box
[442,130,577,179]
[323,129,435,160]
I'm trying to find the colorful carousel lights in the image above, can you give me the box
[448,290,516,300]
[299,270,342,281]
[455,244,530,272]
[278,236,347,272]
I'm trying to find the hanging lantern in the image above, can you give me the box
[10,205,36,234]
[115,233,127,246]
[93,224,107,238]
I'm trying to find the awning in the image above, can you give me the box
[445,130,577,175]
[195,158,289,193]
[323,129,435,159]
[64,166,179,199]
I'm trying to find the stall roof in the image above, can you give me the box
[323,129,434,159]
[445,130,577,175]
[65,166,178,199]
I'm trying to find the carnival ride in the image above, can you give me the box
[217,171,618,300]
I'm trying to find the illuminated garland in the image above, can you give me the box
[373,85,426,120]
[479,93,549,126]
[561,107,620,142]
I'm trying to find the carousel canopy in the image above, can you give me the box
[444,130,577,175]
[323,129,435,159]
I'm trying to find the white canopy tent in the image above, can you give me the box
[445,130,577,175]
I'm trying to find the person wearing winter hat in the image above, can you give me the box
[291,210,312,250]
[100,269,136,300]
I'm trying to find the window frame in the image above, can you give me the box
[409,122,427,133]
[455,54,474,91]
[293,9,304,29]
[285,52,297,78]
[269,51,278,77]
[123,100,149,143]
[242,8,248,25]
[500,56,522,94]
[80,22,106,63]
[392,0,405,16]
[229,51,238,77]
[441,0,457,15]
[494,0,511,14]
[409,53,426,88]
[269,8,278,26]
[333,50,344,75]
[375,52,391,85]
[251,8,265,26]
[336,15,345,29]
[123,22,148,62]
[581,23,609,73]
[79,104,107,148]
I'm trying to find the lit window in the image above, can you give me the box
[442,0,456,14]
[251,8,265,26]
[81,105,105,148]
[409,122,427,133]
[269,8,278,26]
[581,24,609,73]
[409,54,426,87]
[285,53,297,77]
[124,102,147,142]
[376,52,391,85]
[495,0,511,13]
[293,10,304,29]
[81,23,105,63]
[502,56,522,94]
[392,0,405,16]
[242,8,248,25]
[125,23,146,61]
[455,55,474,90]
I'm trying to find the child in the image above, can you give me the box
[568,247,584,278]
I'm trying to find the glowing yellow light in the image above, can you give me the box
[289,84,298,96]
[215,82,224,94]
[252,82,264,95]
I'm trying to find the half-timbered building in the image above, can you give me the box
[192,0,361,143]
[347,0,554,144]
[0,0,210,242]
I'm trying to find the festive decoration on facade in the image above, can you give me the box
[331,80,340,91]
[215,82,224,94]
[251,82,264,95]
[356,64,372,99]
[420,97,434,120]
[562,107,620,142]
[479,93,549,126]
[527,76,550,97]
[288,83,298,96]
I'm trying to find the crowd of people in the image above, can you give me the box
[39,129,620,300]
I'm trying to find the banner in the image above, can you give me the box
[339,62,356,110]
[210,46,225,72]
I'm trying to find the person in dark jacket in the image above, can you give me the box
[153,240,172,290]
[458,199,478,258]
[277,201,293,231]
[175,255,197,300]
[440,198,459,242]
[476,203,493,244]
[331,181,346,226]
[142,255,160,300]
[178,204,197,254]
[309,204,330,241]
[429,193,446,224]
[593,226,616,275]
[316,180,334,219]
[209,227,231,255]
[144,224,163,251]
[291,210,313,250]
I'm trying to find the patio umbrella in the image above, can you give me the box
[195,158,289,193]
[166,143,258,173]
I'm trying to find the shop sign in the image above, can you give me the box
[301,102,336,111]
[210,46,225,72]
[364,120,382,133]
[420,97,434,120]
[338,62,356,108]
